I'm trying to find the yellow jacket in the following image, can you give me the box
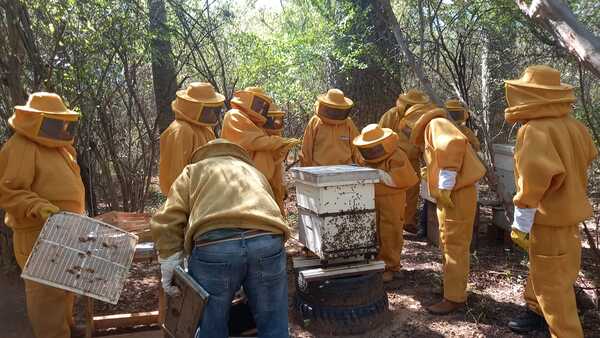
[221,109,286,181]
[159,117,215,195]
[507,108,598,226]
[411,110,486,196]
[151,148,290,258]
[300,115,362,166]
[456,125,481,152]
[368,149,418,197]
[379,105,422,169]
[0,134,85,231]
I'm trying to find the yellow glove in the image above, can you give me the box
[283,138,302,147]
[39,205,60,221]
[420,167,428,181]
[511,229,530,251]
[437,189,454,209]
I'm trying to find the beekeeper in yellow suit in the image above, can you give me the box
[353,124,418,282]
[159,82,225,194]
[408,106,485,314]
[300,89,362,166]
[445,99,481,152]
[262,104,289,214]
[221,87,300,198]
[379,89,431,233]
[0,92,85,338]
[504,65,597,338]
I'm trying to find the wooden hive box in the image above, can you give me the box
[291,165,380,261]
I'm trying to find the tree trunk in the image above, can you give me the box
[515,0,600,78]
[1,0,27,106]
[148,0,178,133]
[374,0,443,107]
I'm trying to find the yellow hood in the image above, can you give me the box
[9,106,79,148]
[409,108,447,146]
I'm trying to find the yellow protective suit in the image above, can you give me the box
[159,118,215,195]
[221,88,295,193]
[0,92,85,338]
[445,99,481,152]
[263,108,288,215]
[159,82,224,194]
[300,113,362,166]
[380,97,431,227]
[410,108,486,303]
[354,125,418,271]
[151,140,290,259]
[504,65,598,338]
[372,151,418,271]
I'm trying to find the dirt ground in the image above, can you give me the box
[2,181,599,338]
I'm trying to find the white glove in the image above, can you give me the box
[377,169,397,187]
[158,251,184,296]
[438,169,457,190]
[512,207,536,234]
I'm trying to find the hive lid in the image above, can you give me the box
[291,165,379,186]
[21,212,138,304]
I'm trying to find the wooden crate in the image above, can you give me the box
[94,211,153,243]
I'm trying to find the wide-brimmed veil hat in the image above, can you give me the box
[14,92,79,117]
[317,88,353,108]
[398,89,430,105]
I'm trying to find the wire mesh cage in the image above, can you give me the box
[21,212,138,304]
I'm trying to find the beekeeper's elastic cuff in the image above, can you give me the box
[512,207,536,233]
[377,169,397,187]
[438,170,457,190]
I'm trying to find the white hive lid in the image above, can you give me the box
[291,165,379,187]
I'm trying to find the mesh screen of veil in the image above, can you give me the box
[319,105,350,120]
[250,96,270,117]
[38,117,78,141]
[21,212,138,304]
[359,144,386,160]
[448,110,465,122]
[198,105,222,124]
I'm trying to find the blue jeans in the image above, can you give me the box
[189,233,288,338]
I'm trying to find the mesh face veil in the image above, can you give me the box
[250,95,270,117]
[198,104,223,125]
[448,110,465,122]
[318,103,351,120]
[38,117,78,141]
[358,144,386,161]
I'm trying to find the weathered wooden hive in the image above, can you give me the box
[291,165,379,262]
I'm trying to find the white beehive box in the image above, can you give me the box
[492,144,516,229]
[291,165,380,261]
[292,165,379,214]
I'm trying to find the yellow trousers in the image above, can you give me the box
[270,164,287,216]
[524,224,583,338]
[436,185,476,303]
[14,228,74,338]
[376,192,406,272]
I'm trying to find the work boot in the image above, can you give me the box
[404,223,418,234]
[508,309,548,334]
[426,299,465,315]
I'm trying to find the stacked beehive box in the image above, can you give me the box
[291,165,380,263]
